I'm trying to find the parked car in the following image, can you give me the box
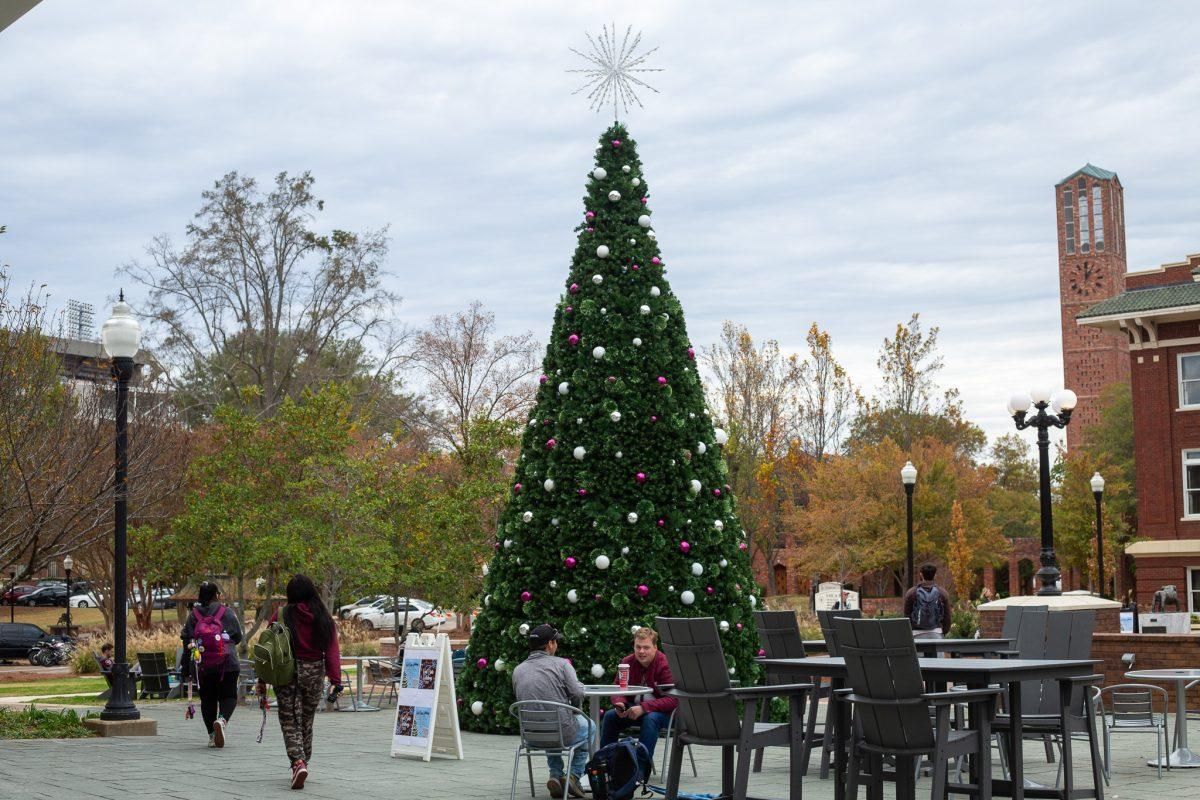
[0,623,50,660]
[69,592,101,608]
[129,588,176,610]
[2,584,36,605]
[17,585,69,607]
[338,595,385,619]
[345,597,390,621]
[354,599,454,632]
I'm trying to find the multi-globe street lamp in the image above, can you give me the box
[1008,387,1077,597]
[901,461,918,589]
[63,554,73,637]
[99,292,141,722]
[1091,471,1106,599]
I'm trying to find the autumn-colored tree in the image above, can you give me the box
[946,501,976,601]
[1054,447,1131,597]
[796,323,855,460]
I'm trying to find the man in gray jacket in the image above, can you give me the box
[511,623,592,799]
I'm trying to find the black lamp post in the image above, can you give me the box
[100,292,141,722]
[63,555,73,637]
[901,460,918,589]
[1008,387,1077,597]
[1091,472,1106,598]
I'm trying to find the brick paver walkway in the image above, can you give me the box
[1,699,1197,799]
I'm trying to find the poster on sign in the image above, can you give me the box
[390,632,464,762]
[813,582,859,612]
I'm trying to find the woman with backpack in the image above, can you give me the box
[260,574,342,790]
[180,580,242,748]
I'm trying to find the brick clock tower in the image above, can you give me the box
[1056,164,1130,450]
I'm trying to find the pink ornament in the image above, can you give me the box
[565,557,578,569]
[637,584,650,597]
[513,483,522,494]
[631,263,640,271]
[657,376,667,386]
[493,542,500,550]
[543,418,552,426]
[569,283,580,294]
[612,139,622,147]
[738,542,748,551]
[758,648,766,657]
[713,489,722,497]
[476,658,488,669]
[679,541,691,554]
[706,586,715,595]
[687,347,695,360]
[568,334,580,346]
[565,306,573,314]
[578,488,587,497]
[736,623,743,631]
[539,374,548,384]
[651,256,661,265]
[657,518,666,527]
[635,472,647,484]
[520,591,532,603]
[606,376,617,383]
[650,415,658,423]
[545,438,557,450]
[585,211,595,220]
[586,227,594,233]
[594,594,602,601]
[640,197,648,205]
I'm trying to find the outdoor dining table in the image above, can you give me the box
[581,683,650,754]
[338,655,384,712]
[759,656,1102,800]
[802,638,1014,657]
[1124,668,1200,768]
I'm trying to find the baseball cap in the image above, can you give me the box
[527,623,564,649]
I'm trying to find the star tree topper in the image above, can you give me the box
[568,23,663,119]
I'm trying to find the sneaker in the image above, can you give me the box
[291,759,308,790]
[566,775,585,798]
[213,717,226,748]
[207,734,216,748]
[546,776,564,799]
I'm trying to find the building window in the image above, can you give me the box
[1092,185,1104,252]
[1078,192,1090,254]
[1064,189,1075,254]
[1185,450,1200,517]
[1181,354,1200,408]
[1077,177,1086,190]
[1190,567,1200,613]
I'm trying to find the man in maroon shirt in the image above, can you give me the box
[600,627,678,773]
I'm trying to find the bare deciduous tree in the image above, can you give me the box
[796,323,854,459]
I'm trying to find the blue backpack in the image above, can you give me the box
[586,739,649,800]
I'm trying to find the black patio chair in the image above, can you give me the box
[834,617,1000,800]
[753,610,826,776]
[656,616,812,800]
[816,608,862,779]
[136,651,172,699]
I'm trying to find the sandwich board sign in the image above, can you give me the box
[390,632,464,762]
[813,582,859,612]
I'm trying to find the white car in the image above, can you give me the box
[338,595,385,619]
[69,592,101,608]
[346,597,390,621]
[354,599,453,632]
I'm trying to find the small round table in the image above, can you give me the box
[339,655,384,712]
[581,684,650,754]
[1125,668,1200,768]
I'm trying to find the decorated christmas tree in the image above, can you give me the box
[459,122,761,733]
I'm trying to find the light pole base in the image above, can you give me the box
[1035,564,1062,597]
[83,718,157,737]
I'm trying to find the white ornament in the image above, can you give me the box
[471,700,484,715]
[719,620,730,632]
[638,214,652,228]
[639,305,651,315]
[650,286,661,297]
[714,428,728,445]
[591,664,604,678]
[714,520,725,531]
[627,512,638,524]
[697,442,707,455]
[648,230,657,240]
[592,167,608,180]
[749,595,757,607]
[550,580,557,588]
[608,190,621,202]
[495,658,506,672]
[610,410,621,422]
[600,307,607,314]
[552,518,560,526]
[689,480,702,495]
[522,511,533,523]
[632,337,643,346]
[596,554,611,570]
[544,479,556,492]
[484,594,491,606]
[632,178,641,187]
[680,590,696,606]
[621,546,630,555]
[668,585,675,592]
[503,539,513,549]
[519,623,530,635]
[596,246,609,259]
[482,563,489,576]
[728,667,736,675]
[630,624,642,635]
[615,451,623,459]
[580,627,588,635]
[592,274,604,284]
[573,446,586,461]
[629,239,636,245]
[592,346,606,361]
[567,589,579,603]
[559,382,570,395]
[622,165,631,173]
[692,563,704,576]
[719,559,729,568]
[577,417,583,424]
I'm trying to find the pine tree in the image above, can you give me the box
[459,123,760,733]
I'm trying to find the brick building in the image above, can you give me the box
[1079,252,1200,610]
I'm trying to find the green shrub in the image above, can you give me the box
[0,706,96,739]
[71,647,99,675]
[950,604,979,639]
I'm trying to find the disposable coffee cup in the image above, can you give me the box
[617,663,630,690]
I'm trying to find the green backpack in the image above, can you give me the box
[252,607,295,686]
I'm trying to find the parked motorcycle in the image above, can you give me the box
[27,635,76,667]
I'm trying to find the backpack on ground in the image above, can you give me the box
[586,738,649,800]
[192,605,228,669]
[911,585,943,631]
[252,607,296,686]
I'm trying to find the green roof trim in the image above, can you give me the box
[1057,163,1118,186]
[1077,282,1200,319]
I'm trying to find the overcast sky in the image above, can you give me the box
[3,2,1200,448]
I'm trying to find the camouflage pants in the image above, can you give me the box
[275,659,324,764]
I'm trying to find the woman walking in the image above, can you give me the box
[262,574,341,790]
[180,581,242,748]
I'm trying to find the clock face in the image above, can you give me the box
[1068,261,1105,297]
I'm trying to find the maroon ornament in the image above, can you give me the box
[687,347,695,360]
[635,472,647,484]
[578,488,587,497]
[657,518,665,527]
[758,648,766,657]
[631,263,640,271]
[679,540,691,554]
[640,197,648,204]
[606,375,617,383]
[569,283,580,294]
[539,374,548,384]
[513,483,522,494]
[713,488,722,497]
[706,586,715,595]
[545,438,557,450]
[565,556,578,569]
[568,334,580,346]
[565,306,573,314]
[520,590,532,603]
[476,658,488,669]
[650,415,658,423]
[636,584,650,597]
